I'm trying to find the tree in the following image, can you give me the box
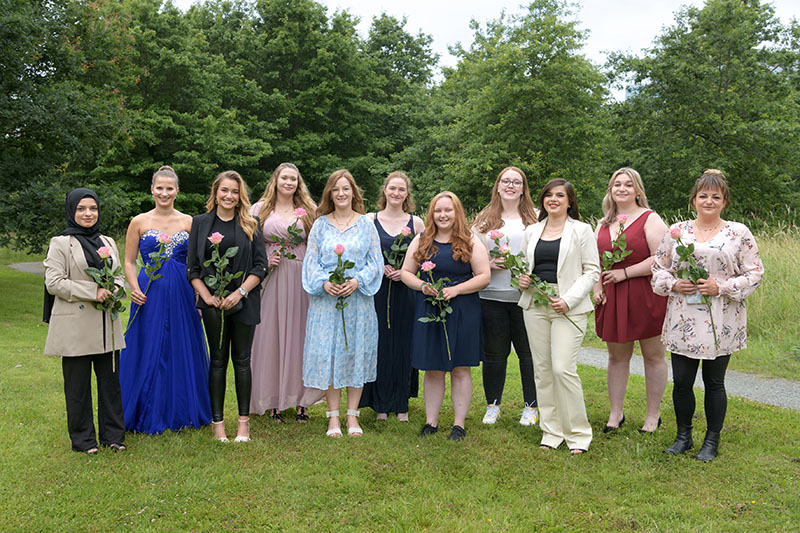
[0,0,132,252]
[610,0,800,217]
[396,0,612,215]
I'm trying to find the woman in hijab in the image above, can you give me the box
[43,188,127,454]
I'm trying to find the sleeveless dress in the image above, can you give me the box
[410,241,483,372]
[595,211,667,342]
[249,209,324,413]
[360,216,419,413]
[120,230,212,434]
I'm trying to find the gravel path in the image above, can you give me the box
[11,261,799,411]
[579,347,800,411]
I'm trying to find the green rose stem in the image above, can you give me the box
[125,234,171,335]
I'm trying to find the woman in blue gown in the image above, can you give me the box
[120,166,211,434]
[360,172,424,421]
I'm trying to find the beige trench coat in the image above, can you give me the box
[43,235,126,356]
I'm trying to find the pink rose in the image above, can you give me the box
[421,261,436,272]
[208,232,224,245]
[334,244,345,255]
[670,227,682,240]
[488,230,503,240]
[96,246,111,259]
[498,244,511,254]
[401,226,412,237]
[157,233,172,244]
[294,207,307,217]
[617,214,628,224]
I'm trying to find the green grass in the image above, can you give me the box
[1,237,798,531]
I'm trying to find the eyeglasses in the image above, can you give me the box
[499,179,524,188]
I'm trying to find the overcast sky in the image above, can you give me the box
[174,0,798,70]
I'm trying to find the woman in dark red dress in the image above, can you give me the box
[593,168,668,434]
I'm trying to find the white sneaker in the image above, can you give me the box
[519,404,539,426]
[482,401,500,424]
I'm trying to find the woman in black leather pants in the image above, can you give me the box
[187,170,268,443]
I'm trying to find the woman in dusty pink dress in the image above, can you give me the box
[250,163,324,421]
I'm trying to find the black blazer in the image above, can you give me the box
[187,210,268,325]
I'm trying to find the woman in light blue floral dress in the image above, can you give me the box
[302,169,383,437]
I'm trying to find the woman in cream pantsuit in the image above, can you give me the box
[518,179,600,454]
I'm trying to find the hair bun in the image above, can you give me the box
[158,165,175,172]
[702,169,727,180]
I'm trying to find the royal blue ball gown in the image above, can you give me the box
[120,230,211,434]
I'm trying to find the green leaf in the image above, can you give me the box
[225,246,239,258]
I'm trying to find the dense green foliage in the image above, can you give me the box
[2,0,799,252]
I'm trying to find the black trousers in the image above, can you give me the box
[480,299,537,406]
[62,352,125,451]
[671,352,730,432]
[202,307,255,422]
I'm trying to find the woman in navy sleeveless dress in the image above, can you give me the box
[120,166,211,434]
[400,192,490,441]
[360,172,424,420]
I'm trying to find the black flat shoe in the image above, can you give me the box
[269,409,283,422]
[78,447,98,455]
[638,417,662,434]
[569,448,588,455]
[603,414,625,433]
[295,407,309,422]
[105,443,126,452]
[448,425,466,441]
[419,423,438,437]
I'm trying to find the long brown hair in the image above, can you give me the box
[375,171,416,213]
[316,169,365,216]
[599,167,650,226]
[414,191,473,263]
[206,170,258,240]
[255,163,317,232]
[472,166,538,233]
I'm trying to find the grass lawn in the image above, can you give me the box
[1,239,798,531]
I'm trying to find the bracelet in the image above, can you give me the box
[624,268,629,280]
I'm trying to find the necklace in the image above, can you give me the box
[331,211,356,230]
[694,219,723,241]
[542,218,565,238]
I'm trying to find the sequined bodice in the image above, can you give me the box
[140,230,189,265]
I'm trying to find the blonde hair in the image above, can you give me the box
[152,165,178,186]
[690,169,729,207]
[256,163,317,232]
[599,168,650,226]
[316,169,365,216]
[471,166,538,233]
[206,170,258,240]
[414,191,473,264]
[376,171,416,213]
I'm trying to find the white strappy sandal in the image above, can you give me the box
[346,409,363,437]
[325,410,342,438]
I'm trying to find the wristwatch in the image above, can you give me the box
[238,287,248,298]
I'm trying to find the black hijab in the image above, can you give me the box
[62,187,105,270]
[43,188,105,322]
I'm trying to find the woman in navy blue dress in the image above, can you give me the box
[120,166,212,434]
[400,192,490,441]
[360,172,424,421]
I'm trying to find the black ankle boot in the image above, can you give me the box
[695,430,720,462]
[664,425,693,454]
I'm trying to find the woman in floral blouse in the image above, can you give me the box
[652,170,764,462]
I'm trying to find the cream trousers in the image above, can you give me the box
[523,304,592,450]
